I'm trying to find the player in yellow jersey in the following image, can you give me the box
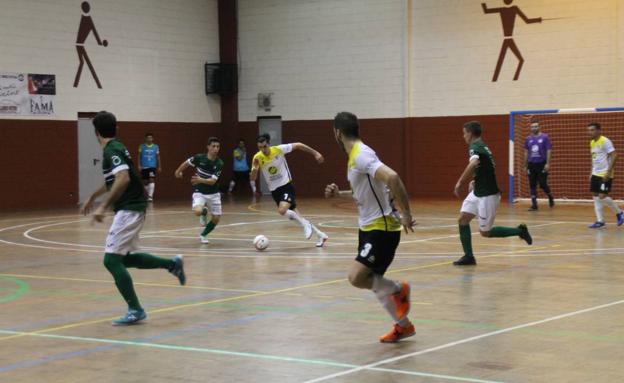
[587,122,624,228]
[325,112,416,343]
[250,133,328,247]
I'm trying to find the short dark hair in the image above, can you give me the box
[93,111,117,138]
[333,112,359,138]
[208,137,220,145]
[588,122,601,130]
[463,121,482,137]
[238,138,245,142]
[145,132,154,137]
[256,133,271,143]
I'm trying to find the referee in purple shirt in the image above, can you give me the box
[524,121,555,210]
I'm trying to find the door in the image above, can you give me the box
[258,116,282,194]
[78,117,103,203]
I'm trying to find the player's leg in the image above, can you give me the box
[200,193,222,241]
[589,176,606,228]
[537,166,554,207]
[245,171,257,194]
[228,173,236,194]
[528,163,539,210]
[274,184,314,239]
[597,178,623,225]
[480,195,532,244]
[455,192,478,265]
[192,192,209,225]
[350,230,413,343]
[146,171,156,201]
[103,211,147,325]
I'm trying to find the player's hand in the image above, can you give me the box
[468,180,475,193]
[158,167,162,173]
[80,197,94,215]
[401,213,417,234]
[92,205,106,223]
[453,182,462,198]
[325,183,339,198]
[190,175,203,185]
[603,175,611,182]
[543,164,549,172]
[315,152,324,164]
[524,167,529,174]
[175,170,183,179]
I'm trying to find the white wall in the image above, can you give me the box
[238,0,406,121]
[239,0,624,120]
[0,0,219,122]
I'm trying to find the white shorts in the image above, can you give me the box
[460,191,500,232]
[105,210,145,255]
[192,192,222,215]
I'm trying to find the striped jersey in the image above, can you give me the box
[187,154,223,194]
[347,142,401,232]
[252,144,293,191]
[102,139,147,212]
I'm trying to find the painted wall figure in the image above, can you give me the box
[482,1,541,82]
[73,1,108,89]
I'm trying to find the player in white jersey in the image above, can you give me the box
[325,112,416,343]
[587,122,624,228]
[250,133,328,247]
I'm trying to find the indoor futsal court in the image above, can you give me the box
[2,1,624,382]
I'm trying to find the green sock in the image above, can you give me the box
[201,221,217,236]
[123,253,174,270]
[201,208,208,216]
[459,224,473,258]
[489,226,521,237]
[103,253,142,311]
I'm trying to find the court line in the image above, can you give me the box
[0,276,29,303]
[301,298,624,383]
[0,329,504,383]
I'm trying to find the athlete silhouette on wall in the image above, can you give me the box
[482,1,541,82]
[73,1,108,89]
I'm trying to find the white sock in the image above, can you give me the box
[147,183,155,198]
[250,181,257,193]
[311,223,325,237]
[602,197,623,214]
[373,275,401,322]
[593,196,604,222]
[285,209,306,226]
[228,180,235,192]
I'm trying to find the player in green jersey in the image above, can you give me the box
[81,111,186,325]
[175,137,224,244]
[453,121,533,266]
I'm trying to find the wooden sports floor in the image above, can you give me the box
[0,197,623,383]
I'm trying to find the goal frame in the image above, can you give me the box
[508,107,624,203]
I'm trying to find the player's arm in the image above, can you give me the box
[80,184,108,216]
[157,150,162,173]
[290,143,324,164]
[92,170,130,223]
[517,8,542,23]
[606,150,618,181]
[374,165,415,233]
[250,156,260,182]
[454,158,479,197]
[523,148,529,173]
[174,159,191,178]
[137,147,142,171]
[545,149,552,172]
[324,183,352,198]
[192,161,222,186]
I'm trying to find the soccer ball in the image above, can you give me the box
[253,235,269,251]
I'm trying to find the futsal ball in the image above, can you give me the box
[253,235,269,251]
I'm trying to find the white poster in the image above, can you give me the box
[0,72,55,115]
[0,73,28,115]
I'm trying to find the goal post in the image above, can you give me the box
[509,107,624,204]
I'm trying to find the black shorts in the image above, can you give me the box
[356,230,401,275]
[590,175,612,194]
[271,182,297,210]
[141,168,157,180]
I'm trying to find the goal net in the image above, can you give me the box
[510,107,624,203]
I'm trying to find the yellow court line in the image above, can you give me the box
[0,245,551,342]
[0,273,259,294]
